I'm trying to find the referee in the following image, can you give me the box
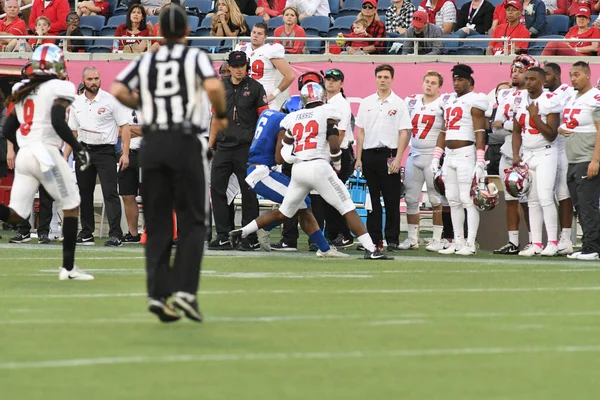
[111,4,228,323]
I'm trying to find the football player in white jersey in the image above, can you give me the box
[0,44,93,280]
[559,61,600,260]
[403,71,447,252]
[234,22,295,109]
[492,55,538,255]
[230,82,393,260]
[544,62,575,255]
[512,67,562,257]
[430,64,488,256]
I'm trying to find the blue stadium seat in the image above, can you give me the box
[305,36,324,54]
[100,26,117,37]
[107,0,119,15]
[88,46,112,53]
[464,34,490,48]
[114,7,128,16]
[488,0,504,6]
[547,15,569,35]
[412,0,422,7]
[79,15,105,33]
[268,16,284,30]
[189,38,224,53]
[105,15,126,28]
[147,16,159,26]
[329,15,355,36]
[533,34,563,49]
[78,27,95,48]
[245,15,264,29]
[329,0,340,16]
[378,0,392,9]
[455,0,470,9]
[301,16,331,37]
[379,14,386,26]
[527,47,544,55]
[200,16,213,29]
[344,0,363,9]
[443,33,460,54]
[456,47,484,55]
[195,27,212,36]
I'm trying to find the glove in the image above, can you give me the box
[75,150,91,171]
[473,161,486,180]
[281,143,298,164]
[332,159,341,172]
[430,158,440,174]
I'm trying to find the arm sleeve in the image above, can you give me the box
[2,113,19,145]
[291,26,306,54]
[51,105,83,152]
[53,0,70,33]
[113,100,131,126]
[67,105,80,130]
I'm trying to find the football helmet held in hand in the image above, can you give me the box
[471,176,499,211]
[433,168,445,196]
[504,164,532,198]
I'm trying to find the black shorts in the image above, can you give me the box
[118,150,140,196]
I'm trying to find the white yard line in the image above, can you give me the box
[2,345,600,370]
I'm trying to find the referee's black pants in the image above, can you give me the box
[140,130,208,299]
[362,148,402,245]
[75,144,123,239]
[210,145,259,241]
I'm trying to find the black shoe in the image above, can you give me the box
[271,240,297,251]
[229,229,243,250]
[122,232,141,244]
[148,298,181,323]
[493,241,519,255]
[104,236,122,247]
[364,250,395,260]
[330,234,354,249]
[9,233,31,243]
[173,292,203,322]
[308,243,319,252]
[76,234,95,246]
[208,238,231,250]
[38,234,51,244]
[172,238,178,247]
[356,244,366,251]
[387,243,402,252]
[238,239,259,251]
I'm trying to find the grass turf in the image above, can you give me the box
[1,233,600,399]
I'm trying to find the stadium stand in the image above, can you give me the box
[79,15,105,34]
[301,16,331,37]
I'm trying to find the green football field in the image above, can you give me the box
[1,233,600,400]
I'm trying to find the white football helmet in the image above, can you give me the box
[504,164,532,198]
[300,82,326,107]
[471,176,499,211]
[31,43,67,78]
[433,168,445,196]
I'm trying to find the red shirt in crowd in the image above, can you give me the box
[27,37,57,50]
[489,22,530,54]
[29,0,70,36]
[273,24,306,54]
[256,0,285,16]
[567,0,599,15]
[342,31,372,49]
[0,17,26,36]
[94,1,111,16]
[115,24,151,50]
[565,25,600,54]
[366,19,386,53]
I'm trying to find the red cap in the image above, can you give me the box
[411,10,428,28]
[362,0,377,7]
[504,0,523,10]
[575,6,591,18]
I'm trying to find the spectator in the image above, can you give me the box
[402,9,444,54]
[385,0,417,35]
[523,0,549,37]
[486,1,530,55]
[489,0,508,34]
[284,0,330,21]
[338,18,372,54]
[454,0,495,39]
[6,16,54,52]
[56,12,85,53]
[544,0,568,14]
[0,0,26,51]
[211,0,250,37]
[569,0,600,23]
[418,0,457,34]
[28,0,70,36]
[256,0,285,22]
[542,6,599,55]
[357,0,386,53]
[115,4,151,53]
[150,18,162,52]
[76,0,111,16]
[143,0,172,17]
[273,6,306,54]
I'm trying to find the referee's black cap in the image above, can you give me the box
[159,4,188,40]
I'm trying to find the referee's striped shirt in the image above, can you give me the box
[115,43,217,130]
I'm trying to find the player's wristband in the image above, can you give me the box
[330,150,342,158]
[215,110,227,119]
[477,149,485,163]
[474,129,485,133]
[433,146,444,161]
[272,89,282,97]
[284,130,294,140]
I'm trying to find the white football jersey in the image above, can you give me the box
[405,94,445,154]
[514,91,562,150]
[280,104,341,162]
[561,87,600,133]
[13,79,76,149]
[496,87,525,157]
[548,84,574,149]
[234,42,285,96]
[443,91,488,142]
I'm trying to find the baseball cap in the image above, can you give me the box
[362,0,377,7]
[228,51,248,67]
[411,10,428,28]
[325,69,344,81]
[159,4,188,39]
[504,0,523,10]
[575,6,591,18]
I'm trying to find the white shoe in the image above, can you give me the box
[540,242,558,257]
[58,265,94,281]
[438,242,457,255]
[316,247,350,258]
[519,244,541,257]
[426,239,448,252]
[398,238,419,250]
[577,249,600,260]
[455,243,476,256]
[567,251,581,259]
[557,232,573,255]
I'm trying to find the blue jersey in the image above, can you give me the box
[248,110,286,167]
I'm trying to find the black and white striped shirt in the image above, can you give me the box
[115,43,217,130]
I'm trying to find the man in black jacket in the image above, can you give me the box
[208,51,269,251]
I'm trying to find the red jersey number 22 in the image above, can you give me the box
[20,99,35,136]
[293,121,319,152]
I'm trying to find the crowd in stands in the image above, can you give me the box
[0,0,599,54]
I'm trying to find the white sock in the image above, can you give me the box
[465,205,479,247]
[433,225,443,241]
[541,202,558,242]
[528,231,532,244]
[529,203,544,245]
[407,224,419,242]
[508,230,519,247]
[561,228,571,240]
[358,233,376,252]
[450,205,465,244]
[241,220,258,238]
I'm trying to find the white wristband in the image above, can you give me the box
[272,89,282,97]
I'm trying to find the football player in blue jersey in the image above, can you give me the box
[238,95,349,258]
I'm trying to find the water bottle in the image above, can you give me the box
[18,39,26,52]
[112,39,119,53]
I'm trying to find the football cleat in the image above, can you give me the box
[518,243,541,257]
[257,229,271,252]
[540,242,558,257]
[426,238,450,252]
[398,238,419,250]
[173,292,203,322]
[557,232,573,255]
[438,242,457,255]
[455,243,476,256]
[316,247,350,258]
[58,266,94,281]
[271,240,297,251]
[148,298,181,323]
[575,248,600,261]
[493,241,520,255]
[364,250,394,260]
